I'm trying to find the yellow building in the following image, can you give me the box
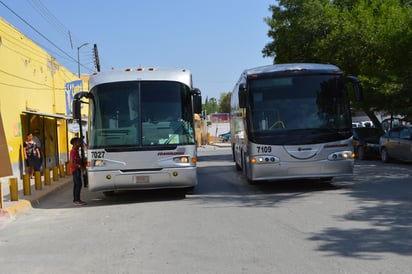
[0,17,87,180]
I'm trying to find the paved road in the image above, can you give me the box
[1,146,411,274]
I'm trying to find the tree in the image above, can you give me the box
[218,92,231,113]
[203,97,218,116]
[263,0,412,125]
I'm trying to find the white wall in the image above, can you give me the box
[207,122,230,137]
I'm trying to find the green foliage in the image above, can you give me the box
[202,92,231,117]
[203,97,218,116]
[263,0,412,118]
[218,92,231,113]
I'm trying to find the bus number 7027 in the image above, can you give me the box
[91,151,105,159]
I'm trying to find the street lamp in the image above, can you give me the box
[77,42,89,77]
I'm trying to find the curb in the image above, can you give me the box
[1,178,72,221]
[209,142,231,148]
[2,199,32,217]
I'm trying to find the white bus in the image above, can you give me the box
[73,67,201,193]
[230,63,363,183]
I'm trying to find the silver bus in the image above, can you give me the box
[73,67,201,193]
[230,63,363,183]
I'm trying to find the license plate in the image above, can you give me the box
[135,175,150,184]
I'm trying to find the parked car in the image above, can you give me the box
[379,126,412,163]
[353,127,384,160]
[218,132,231,142]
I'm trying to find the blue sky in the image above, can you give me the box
[1,0,275,100]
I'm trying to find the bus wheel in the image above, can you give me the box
[381,148,390,163]
[103,191,115,197]
[247,178,257,185]
[242,152,247,176]
[185,186,195,194]
[357,146,366,160]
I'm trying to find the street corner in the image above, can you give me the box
[0,177,72,224]
[1,199,32,221]
[0,209,13,229]
[1,208,12,219]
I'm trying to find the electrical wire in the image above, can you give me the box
[27,0,69,37]
[0,0,81,67]
[0,0,77,63]
[0,69,66,91]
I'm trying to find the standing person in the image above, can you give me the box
[70,137,87,206]
[23,133,40,178]
[32,129,42,172]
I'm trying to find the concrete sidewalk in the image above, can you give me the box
[1,176,72,223]
[208,142,231,148]
[1,143,229,223]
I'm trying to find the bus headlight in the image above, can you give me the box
[173,156,190,163]
[93,159,106,167]
[251,156,279,164]
[328,151,353,161]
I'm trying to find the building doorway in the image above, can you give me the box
[21,112,68,173]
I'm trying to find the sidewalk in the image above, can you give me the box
[1,143,230,222]
[1,175,72,222]
[208,142,231,148]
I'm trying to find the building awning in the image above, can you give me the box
[23,110,71,120]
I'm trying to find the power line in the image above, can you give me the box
[1,0,96,74]
[27,0,68,36]
[26,0,75,48]
[25,0,90,66]
[0,0,78,64]
[0,69,66,90]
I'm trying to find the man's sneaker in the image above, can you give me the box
[73,200,87,206]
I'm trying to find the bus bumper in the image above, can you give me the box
[86,167,197,192]
[248,159,354,181]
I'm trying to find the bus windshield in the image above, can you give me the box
[248,74,352,145]
[89,81,195,149]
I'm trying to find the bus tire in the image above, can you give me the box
[247,178,257,185]
[356,146,366,160]
[233,145,242,171]
[242,151,247,176]
[185,186,195,194]
[235,161,242,171]
[242,152,255,184]
[103,190,115,197]
[381,148,391,163]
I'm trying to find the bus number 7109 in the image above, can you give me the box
[257,146,272,153]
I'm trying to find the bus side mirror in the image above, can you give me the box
[238,83,247,108]
[192,88,202,114]
[72,99,81,120]
[346,76,363,102]
[353,83,363,102]
[72,91,93,120]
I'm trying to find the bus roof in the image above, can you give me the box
[88,67,193,90]
[242,63,342,78]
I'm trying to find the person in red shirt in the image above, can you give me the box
[70,137,87,206]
